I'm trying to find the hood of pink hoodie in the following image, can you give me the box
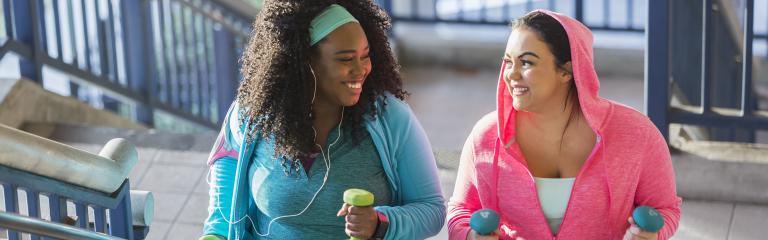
[496,9,611,143]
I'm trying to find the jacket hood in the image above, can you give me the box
[497,9,610,143]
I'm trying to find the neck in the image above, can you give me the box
[312,99,343,130]
[518,89,577,133]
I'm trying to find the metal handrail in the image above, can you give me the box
[0,123,137,193]
[0,211,124,240]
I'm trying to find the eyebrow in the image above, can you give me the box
[334,45,370,55]
[504,51,540,59]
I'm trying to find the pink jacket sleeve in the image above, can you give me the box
[634,129,682,239]
[447,136,481,240]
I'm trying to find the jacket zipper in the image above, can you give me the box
[553,135,603,239]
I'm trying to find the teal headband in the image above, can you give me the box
[309,4,359,46]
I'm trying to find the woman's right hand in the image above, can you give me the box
[198,234,225,240]
[467,229,499,240]
[467,227,525,240]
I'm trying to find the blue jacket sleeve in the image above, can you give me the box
[203,157,238,237]
[202,102,242,237]
[373,98,446,240]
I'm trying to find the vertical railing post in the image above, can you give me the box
[74,202,88,229]
[525,0,532,12]
[574,0,584,23]
[25,189,41,240]
[51,0,63,60]
[645,0,670,141]
[2,183,19,239]
[627,0,634,29]
[3,0,12,38]
[92,206,106,233]
[701,0,713,114]
[81,0,93,73]
[44,194,67,240]
[121,0,154,126]
[742,0,754,117]
[213,26,237,125]
[603,0,610,27]
[108,181,133,240]
[10,0,44,83]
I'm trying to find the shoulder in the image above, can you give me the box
[377,92,412,115]
[469,111,499,140]
[373,92,415,124]
[602,101,666,150]
[604,101,660,136]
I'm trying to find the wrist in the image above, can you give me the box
[371,211,389,239]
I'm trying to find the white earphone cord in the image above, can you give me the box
[206,65,344,237]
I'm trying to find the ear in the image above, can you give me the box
[559,61,573,83]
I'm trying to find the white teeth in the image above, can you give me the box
[512,87,529,94]
[346,83,362,89]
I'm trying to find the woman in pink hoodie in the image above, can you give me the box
[447,10,681,240]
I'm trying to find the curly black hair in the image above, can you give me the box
[236,0,407,172]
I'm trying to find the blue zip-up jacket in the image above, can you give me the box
[203,93,446,239]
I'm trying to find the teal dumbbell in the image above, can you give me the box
[470,209,500,236]
[632,205,664,232]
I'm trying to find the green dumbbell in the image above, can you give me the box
[198,235,225,240]
[343,188,374,240]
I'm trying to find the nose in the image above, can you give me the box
[503,61,521,83]
[351,59,368,78]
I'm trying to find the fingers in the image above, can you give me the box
[345,227,369,239]
[336,203,350,217]
[344,206,375,224]
[347,205,372,215]
[469,230,500,240]
[627,217,658,240]
[345,212,369,223]
[341,206,376,239]
[500,225,518,237]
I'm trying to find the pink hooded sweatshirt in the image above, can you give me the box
[447,10,682,240]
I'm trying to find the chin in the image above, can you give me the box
[512,101,528,112]
[342,98,361,107]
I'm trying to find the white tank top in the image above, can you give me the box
[533,177,576,235]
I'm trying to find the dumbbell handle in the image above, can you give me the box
[344,189,375,240]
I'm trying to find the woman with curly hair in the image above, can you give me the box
[200,0,445,239]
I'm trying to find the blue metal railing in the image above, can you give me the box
[377,0,645,32]
[0,125,150,240]
[1,166,139,239]
[646,0,768,142]
[0,0,253,130]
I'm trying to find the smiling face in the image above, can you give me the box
[309,22,372,107]
[503,27,572,112]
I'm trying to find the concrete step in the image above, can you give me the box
[671,139,768,204]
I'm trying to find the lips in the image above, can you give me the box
[510,84,529,96]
